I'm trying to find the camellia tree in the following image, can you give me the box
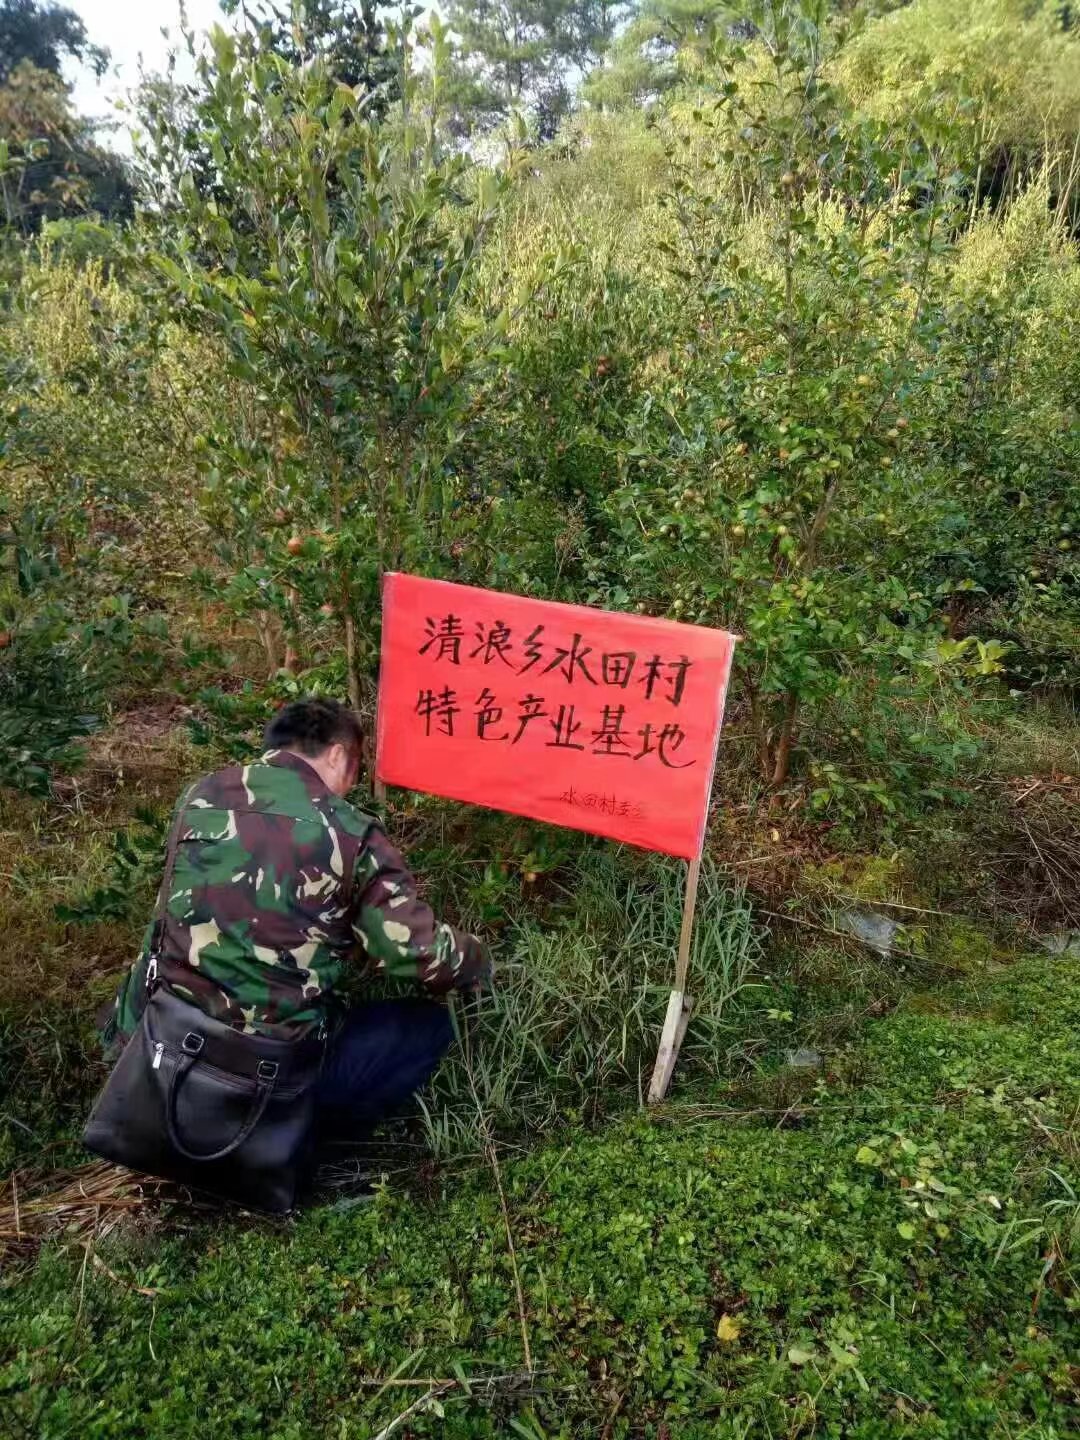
[604,0,973,790]
[135,7,524,711]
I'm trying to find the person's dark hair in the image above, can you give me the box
[264,698,364,759]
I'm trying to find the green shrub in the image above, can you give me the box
[0,593,169,794]
[0,621,100,793]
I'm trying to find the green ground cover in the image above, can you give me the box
[3,950,1076,1438]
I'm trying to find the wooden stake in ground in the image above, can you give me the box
[647,854,701,1104]
[646,671,727,1104]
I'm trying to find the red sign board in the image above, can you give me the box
[375,574,737,859]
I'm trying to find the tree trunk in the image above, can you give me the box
[283,586,301,673]
[255,611,280,678]
[770,691,799,787]
[326,443,362,714]
[344,612,362,713]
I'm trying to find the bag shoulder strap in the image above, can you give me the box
[147,781,199,976]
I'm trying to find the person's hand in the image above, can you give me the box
[466,969,494,994]
[462,936,493,992]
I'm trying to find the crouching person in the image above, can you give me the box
[84,698,487,1212]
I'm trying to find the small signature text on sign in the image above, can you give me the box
[553,787,645,820]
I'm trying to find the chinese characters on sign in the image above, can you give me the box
[377,574,737,859]
[414,621,695,767]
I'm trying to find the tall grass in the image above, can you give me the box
[420,850,761,1157]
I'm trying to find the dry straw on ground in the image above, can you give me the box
[0,1160,179,1257]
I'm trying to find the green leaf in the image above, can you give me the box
[788,1346,817,1366]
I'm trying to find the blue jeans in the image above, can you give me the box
[314,999,454,1139]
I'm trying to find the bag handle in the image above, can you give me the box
[164,1045,278,1162]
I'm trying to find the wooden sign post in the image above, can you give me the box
[373,572,737,1101]
[647,855,701,1103]
[646,700,725,1103]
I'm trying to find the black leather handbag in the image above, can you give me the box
[83,797,325,1214]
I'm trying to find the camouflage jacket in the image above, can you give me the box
[109,749,487,1041]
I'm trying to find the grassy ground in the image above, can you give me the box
[1,952,1076,1438]
[1,698,1078,1438]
